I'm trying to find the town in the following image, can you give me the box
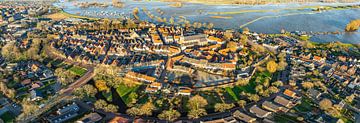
[0,1,360,123]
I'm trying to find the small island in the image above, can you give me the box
[210,16,233,19]
[345,19,360,32]
[112,0,125,8]
[169,2,183,8]
[77,2,109,8]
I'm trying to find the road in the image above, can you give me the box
[16,47,96,122]
[59,67,95,95]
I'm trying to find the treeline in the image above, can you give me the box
[345,19,360,32]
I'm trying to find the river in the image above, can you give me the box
[54,0,360,44]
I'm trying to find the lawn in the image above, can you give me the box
[225,87,239,101]
[68,66,87,76]
[294,97,316,112]
[102,91,113,102]
[201,91,223,110]
[0,112,15,123]
[50,59,65,68]
[274,114,298,123]
[116,84,140,105]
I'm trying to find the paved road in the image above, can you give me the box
[59,67,95,95]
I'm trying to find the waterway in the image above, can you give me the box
[54,0,360,44]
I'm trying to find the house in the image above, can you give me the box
[30,90,43,101]
[179,34,208,49]
[177,87,191,96]
[262,101,289,112]
[21,79,31,85]
[109,116,130,123]
[125,71,156,83]
[307,88,322,100]
[283,89,298,99]
[233,110,256,123]
[207,36,225,44]
[47,103,80,123]
[313,56,326,63]
[201,116,237,123]
[145,82,162,93]
[274,96,294,108]
[56,103,79,115]
[76,113,102,123]
[249,105,272,118]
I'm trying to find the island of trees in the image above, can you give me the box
[345,19,360,32]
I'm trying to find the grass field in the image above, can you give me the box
[116,84,140,105]
[69,66,87,76]
[45,12,71,21]
[225,87,239,101]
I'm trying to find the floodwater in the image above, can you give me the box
[54,0,360,44]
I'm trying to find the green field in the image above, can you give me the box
[294,97,316,112]
[116,84,140,105]
[274,114,298,123]
[102,91,113,102]
[225,87,239,101]
[68,66,87,76]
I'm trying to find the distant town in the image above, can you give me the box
[0,1,360,123]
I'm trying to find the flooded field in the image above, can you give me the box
[54,0,360,44]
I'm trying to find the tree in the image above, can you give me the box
[0,81,15,99]
[237,100,246,108]
[169,17,175,25]
[1,42,21,61]
[242,27,250,34]
[188,108,207,119]
[236,79,249,86]
[319,99,333,110]
[327,107,341,117]
[95,80,109,92]
[158,109,181,121]
[207,23,214,29]
[248,94,260,102]
[55,68,76,86]
[266,60,278,73]
[214,103,235,112]
[187,95,208,119]
[104,104,119,113]
[74,84,98,99]
[240,34,248,45]
[267,86,279,93]
[126,107,142,116]
[263,78,270,87]
[19,99,38,116]
[345,94,355,103]
[277,60,288,71]
[345,19,360,32]
[94,99,108,110]
[302,82,314,89]
[140,102,156,116]
[255,85,263,93]
[272,81,283,87]
[251,44,266,53]
[187,95,208,110]
[132,7,139,20]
